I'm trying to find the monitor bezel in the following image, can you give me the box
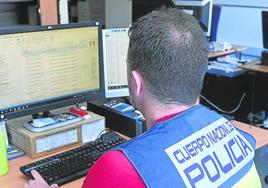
[0,22,105,121]
[262,11,268,49]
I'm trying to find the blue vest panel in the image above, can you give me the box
[114,105,256,188]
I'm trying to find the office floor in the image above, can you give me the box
[255,144,268,188]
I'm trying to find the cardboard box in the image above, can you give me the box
[6,111,105,159]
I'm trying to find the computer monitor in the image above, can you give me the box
[102,28,129,98]
[132,0,174,23]
[132,0,212,37]
[262,11,268,49]
[0,22,104,121]
[176,5,212,37]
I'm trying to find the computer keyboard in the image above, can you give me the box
[20,131,126,185]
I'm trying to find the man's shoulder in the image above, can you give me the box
[93,150,140,175]
[98,150,127,165]
[82,150,146,188]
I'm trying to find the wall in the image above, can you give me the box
[214,0,268,8]
[214,0,268,48]
[77,0,132,28]
[105,0,132,28]
[0,4,18,26]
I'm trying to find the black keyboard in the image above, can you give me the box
[20,131,126,186]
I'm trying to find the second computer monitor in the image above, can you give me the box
[262,11,268,49]
[102,28,129,98]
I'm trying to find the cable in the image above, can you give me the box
[75,103,87,110]
[200,93,247,114]
[96,128,110,139]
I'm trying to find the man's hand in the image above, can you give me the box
[23,170,58,188]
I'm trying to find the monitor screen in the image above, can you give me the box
[132,0,174,23]
[132,1,211,37]
[178,5,212,37]
[102,28,129,98]
[262,11,268,49]
[0,22,104,120]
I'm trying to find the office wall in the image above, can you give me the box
[105,0,132,28]
[0,4,18,26]
[214,0,268,8]
[214,1,268,48]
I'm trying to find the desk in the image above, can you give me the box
[240,62,268,118]
[1,121,268,188]
[208,45,248,59]
[240,63,268,74]
[233,120,268,148]
[1,146,85,188]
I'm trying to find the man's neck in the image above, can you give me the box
[143,102,198,128]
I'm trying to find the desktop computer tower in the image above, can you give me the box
[252,73,268,115]
[87,99,146,138]
[201,73,252,123]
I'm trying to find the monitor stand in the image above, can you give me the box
[23,111,83,133]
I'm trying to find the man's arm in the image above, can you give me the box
[82,150,146,188]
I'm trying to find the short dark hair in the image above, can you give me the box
[127,8,208,105]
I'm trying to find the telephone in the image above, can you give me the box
[222,42,232,51]
[209,42,232,52]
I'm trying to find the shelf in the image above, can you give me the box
[172,0,211,6]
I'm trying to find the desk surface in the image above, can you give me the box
[240,63,268,74]
[233,120,268,148]
[208,45,248,59]
[2,121,268,188]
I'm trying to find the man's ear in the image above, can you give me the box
[131,70,143,96]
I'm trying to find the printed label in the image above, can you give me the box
[165,118,254,188]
